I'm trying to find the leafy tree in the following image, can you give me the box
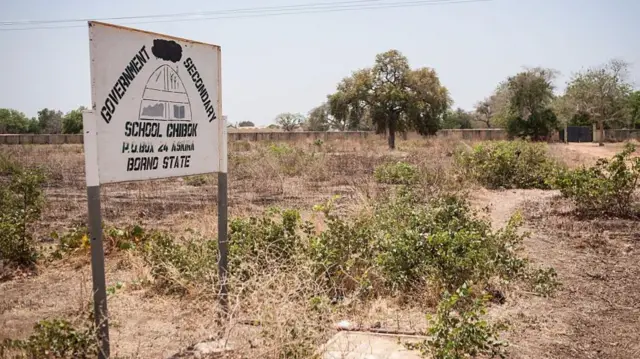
[442,108,473,129]
[62,107,86,134]
[327,50,450,149]
[0,108,32,134]
[238,121,255,127]
[627,90,640,129]
[326,69,371,131]
[267,124,280,130]
[37,108,63,134]
[504,68,559,140]
[274,112,305,131]
[473,83,509,128]
[305,103,330,131]
[564,59,633,145]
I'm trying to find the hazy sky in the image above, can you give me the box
[1,0,639,125]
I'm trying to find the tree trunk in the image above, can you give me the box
[388,115,397,150]
[599,120,605,146]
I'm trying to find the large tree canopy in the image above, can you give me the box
[441,108,473,129]
[564,60,633,145]
[37,108,63,134]
[473,82,509,128]
[327,50,450,149]
[628,90,640,129]
[502,68,559,140]
[305,103,330,132]
[62,106,86,134]
[0,108,34,134]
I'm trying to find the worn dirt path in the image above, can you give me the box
[473,188,640,359]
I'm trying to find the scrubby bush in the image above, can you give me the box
[0,319,96,358]
[456,141,559,189]
[227,189,530,298]
[408,283,506,359]
[306,196,379,297]
[230,208,305,281]
[552,143,640,217]
[51,224,147,258]
[374,161,417,185]
[0,156,46,267]
[51,226,89,258]
[373,192,527,293]
[141,231,218,295]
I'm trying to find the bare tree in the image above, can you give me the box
[274,113,305,132]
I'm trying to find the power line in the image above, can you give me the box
[0,0,384,26]
[0,0,491,31]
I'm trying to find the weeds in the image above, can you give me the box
[183,174,210,187]
[50,226,89,258]
[226,189,530,299]
[0,319,97,359]
[0,155,45,268]
[408,283,507,359]
[374,161,417,185]
[552,143,640,217]
[141,231,218,295]
[456,141,559,189]
[525,267,561,297]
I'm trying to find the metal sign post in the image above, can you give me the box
[83,111,110,359]
[85,21,224,357]
[216,72,229,315]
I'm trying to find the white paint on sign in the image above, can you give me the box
[88,21,223,184]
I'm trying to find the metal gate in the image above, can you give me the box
[559,126,593,142]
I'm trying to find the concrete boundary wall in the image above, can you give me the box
[9,128,640,145]
[0,134,84,145]
[603,129,640,142]
[0,129,511,145]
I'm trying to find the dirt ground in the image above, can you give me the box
[474,187,640,359]
[1,139,639,358]
[549,142,640,167]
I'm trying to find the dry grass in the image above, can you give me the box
[2,138,639,358]
[1,136,461,358]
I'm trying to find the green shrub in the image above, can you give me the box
[223,190,531,298]
[121,185,541,303]
[141,231,218,295]
[456,141,558,189]
[374,161,417,185]
[552,143,640,217]
[51,226,89,258]
[306,197,379,297]
[229,208,307,283]
[267,142,294,156]
[374,193,527,292]
[0,158,46,267]
[408,283,506,359]
[0,319,97,358]
[51,225,146,259]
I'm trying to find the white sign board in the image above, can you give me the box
[88,21,222,184]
